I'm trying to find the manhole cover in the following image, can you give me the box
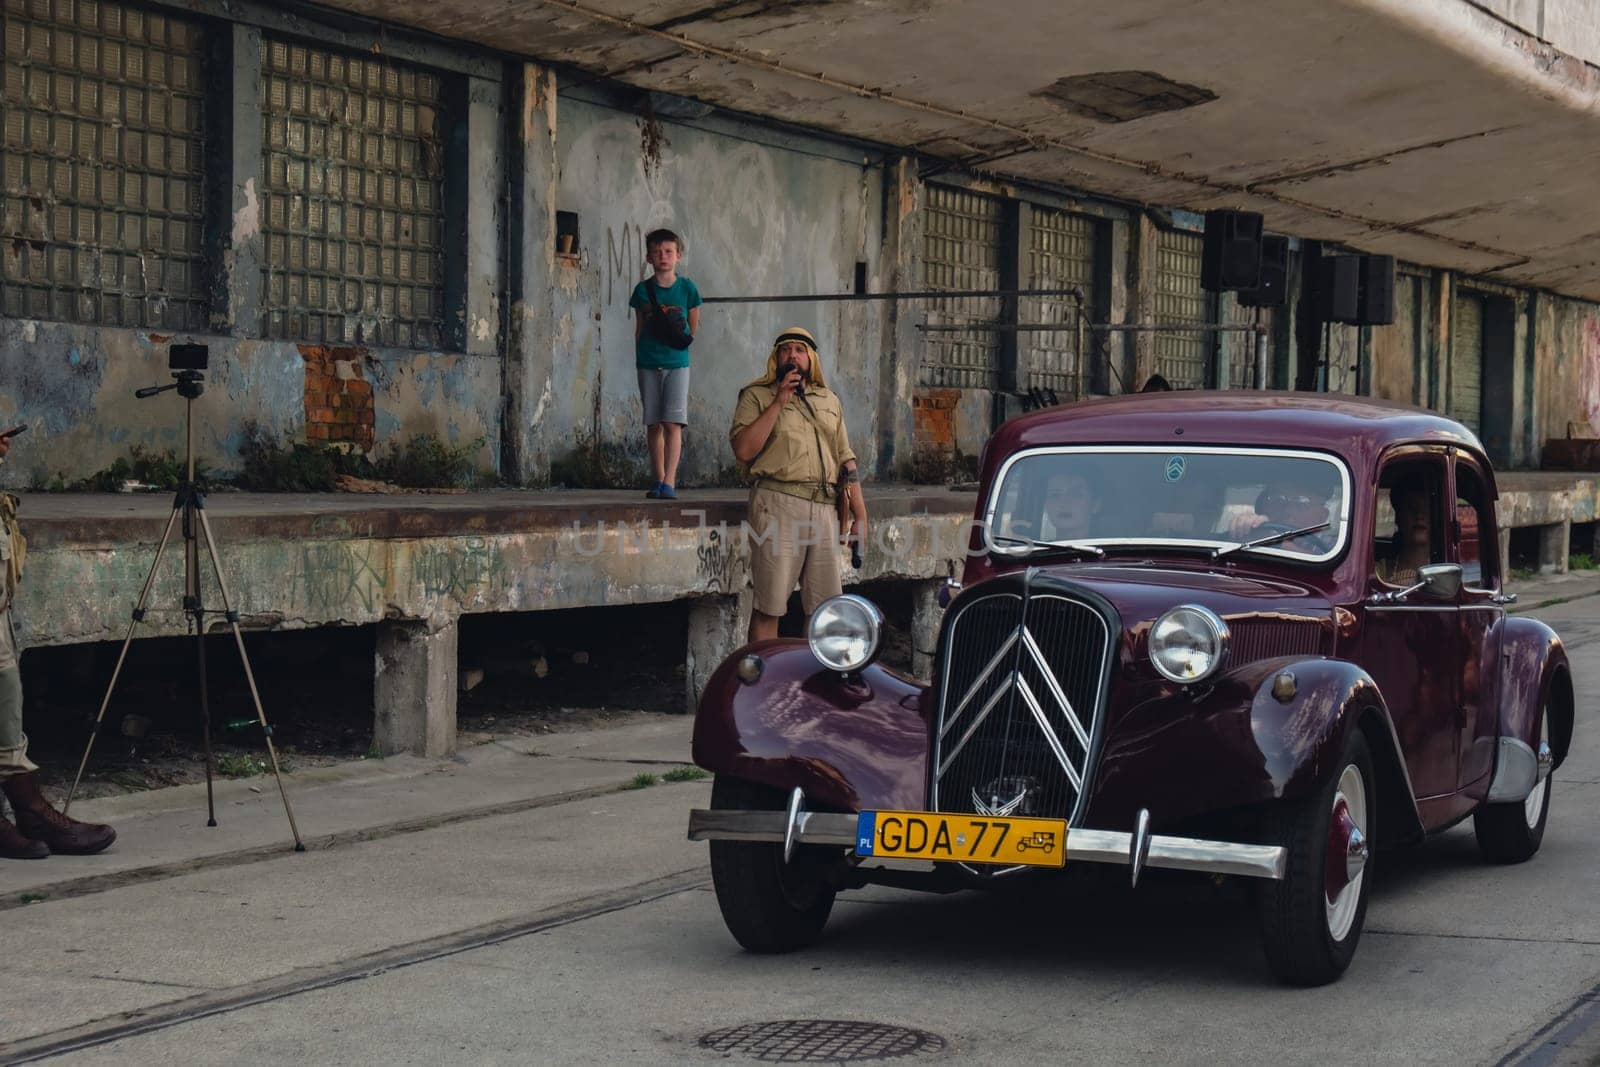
[699,1020,946,1062]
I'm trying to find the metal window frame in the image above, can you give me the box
[255,33,450,349]
[0,0,209,329]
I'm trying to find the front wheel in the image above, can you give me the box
[707,775,837,953]
[1474,704,1553,864]
[1256,729,1376,986]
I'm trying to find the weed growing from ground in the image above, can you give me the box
[375,434,490,489]
[33,445,210,492]
[662,766,708,782]
[216,752,267,778]
[623,772,658,790]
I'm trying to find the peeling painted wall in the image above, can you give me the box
[0,319,500,486]
[544,92,887,483]
[1533,295,1600,451]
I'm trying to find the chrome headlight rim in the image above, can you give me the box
[1148,603,1230,684]
[807,594,884,674]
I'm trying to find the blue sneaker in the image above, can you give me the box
[645,483,662,499]
[659,483,678,500]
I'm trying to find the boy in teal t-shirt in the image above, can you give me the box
[629,228,702,500]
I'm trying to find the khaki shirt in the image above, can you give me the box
[0,493,20,614]
[730,382,856,484]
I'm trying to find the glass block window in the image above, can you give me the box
[921,184,1003,389]
[1024,207,1097,396]
[1153,228,1208,389]
[0,0,207,328]
[260,38,444,348]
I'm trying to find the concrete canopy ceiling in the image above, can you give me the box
[309,0,1600,301]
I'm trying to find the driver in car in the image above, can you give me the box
[1042,469,1100,542]
[1231,477,1336,552]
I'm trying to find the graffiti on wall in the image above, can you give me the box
[291,542,385,616]
[605,221,650,306]
[412,537,507,604]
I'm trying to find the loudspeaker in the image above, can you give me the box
[1318,255,1360,323]
[1237,235,1289,308]
[1201,209,1263,292]
[1356,254,1395,325]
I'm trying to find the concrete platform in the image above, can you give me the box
[11,485,977,757]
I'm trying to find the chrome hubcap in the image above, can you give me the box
[1325,763,1368,942]
[1525,707,1550,829]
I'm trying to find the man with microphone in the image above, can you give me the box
[729,327,868,644]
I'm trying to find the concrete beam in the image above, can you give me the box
[374,617,459,757]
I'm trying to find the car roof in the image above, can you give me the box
[993,392,1484,464]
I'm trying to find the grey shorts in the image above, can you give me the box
[638,367,690,426]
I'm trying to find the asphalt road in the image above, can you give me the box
[3,600,1598,1065]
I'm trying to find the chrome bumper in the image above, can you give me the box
[687,800,1286,884]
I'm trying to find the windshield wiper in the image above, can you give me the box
[1211,521,1332,560]
[989,534,1105,559]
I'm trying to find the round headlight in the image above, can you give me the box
[807,594,884,674]
[1149,605,1229,684]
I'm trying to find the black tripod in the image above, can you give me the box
[64,368,304,850]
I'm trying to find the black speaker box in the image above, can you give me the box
[1237,235,1289,308]
[1201,209,1263,292]
[1357,254,1395,325]
[1318,255,1360,323]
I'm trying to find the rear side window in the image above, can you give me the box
[1454,460,1497,590]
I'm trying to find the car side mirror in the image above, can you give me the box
[1418,563,1462,599]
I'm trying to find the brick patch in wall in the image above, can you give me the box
[912,388,961,457]
[300,345,375,450]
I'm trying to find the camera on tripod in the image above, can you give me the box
[136,342,209,400]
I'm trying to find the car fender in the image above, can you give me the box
[1246,657,1425,844]
[691,640,930,812]
[1487,616,1573,800]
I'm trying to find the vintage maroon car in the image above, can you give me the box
[687,393,1573,984]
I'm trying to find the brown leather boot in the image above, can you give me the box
[1,772,115,855]
[0,810,48,859]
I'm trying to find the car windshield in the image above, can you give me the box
[985,446,1351,562]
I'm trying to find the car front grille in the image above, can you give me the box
[931,587,1112,827]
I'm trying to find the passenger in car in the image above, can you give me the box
[1376,475,1435,586]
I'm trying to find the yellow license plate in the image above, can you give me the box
[855,810,1067,868]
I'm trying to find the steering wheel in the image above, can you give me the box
[1249,521,1331,552]
[1250,522,1297,537]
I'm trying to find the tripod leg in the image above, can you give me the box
[64,504,182,815]
[194,508,305,851]
[195,612,217,827]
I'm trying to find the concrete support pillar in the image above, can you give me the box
[1131,212,1159,389]
[910,579,944,683]
[204,23,264,333]
[1539,520,1571,574]
[503,62,559,486]
[875,156,923,479]
[687,592,751,713]
[374,617,459,757]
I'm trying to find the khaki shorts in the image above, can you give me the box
[0,608,35,780]
[747,486,843,618]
